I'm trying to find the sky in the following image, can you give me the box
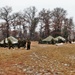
[0,0,75,22]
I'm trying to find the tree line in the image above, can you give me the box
[0,6,75,41]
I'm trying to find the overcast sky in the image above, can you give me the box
[0,0,75,21]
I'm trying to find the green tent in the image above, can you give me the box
[42,36,55,44]
[0,36,18,47]
[54,36,66,43]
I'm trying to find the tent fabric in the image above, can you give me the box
[0,38,8,44]
[8,36,18,44]
[42,36,54,41]
[54,36,65,41]
[0,36,18,44]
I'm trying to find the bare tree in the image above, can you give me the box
[51,8,67,37]
[63,18,74,40]
[24,6,39,40]
[11,12,27,38]
[39,9,52,38]
[0,6,13,38]
[0,22,7,39]
[39,22,44,38]
[0,6,18,38]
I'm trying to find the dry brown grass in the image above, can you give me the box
[0,42,75,75]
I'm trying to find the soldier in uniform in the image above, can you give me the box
[22,38,26,48]
[4,39,6,48]
[27,40,31,50]
[8,38,13,49]
[18,38,21,48]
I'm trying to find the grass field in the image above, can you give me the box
[0,42,75,75]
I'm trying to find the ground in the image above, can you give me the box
[0,42,75,75]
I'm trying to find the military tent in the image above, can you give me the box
[54,36,66,43]
[42,36,55,44]
[0,36,18,47]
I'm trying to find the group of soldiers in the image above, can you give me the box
[17,38,31,50]
[6,38,31,50]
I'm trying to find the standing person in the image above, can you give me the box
[3,39,6,48]
[8,38,13,49]
[18,38,21,48]
[27,40,31,50]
